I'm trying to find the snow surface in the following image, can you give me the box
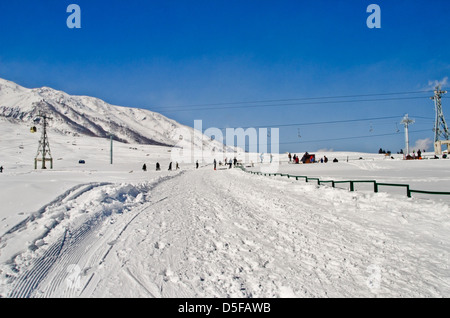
[0,121,449,298]
[0,77,236,152]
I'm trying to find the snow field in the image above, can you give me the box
[0,123,449,297]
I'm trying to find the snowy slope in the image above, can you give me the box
[0,77,233,152]
[0,85,449,298]
[0,122,449,297]
[0,161,449,297]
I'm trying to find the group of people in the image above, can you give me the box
[141,157,241,172]
[142,162,175,172]
[215,157,239,169]
[288,152,330,164]
[141,159,217,172]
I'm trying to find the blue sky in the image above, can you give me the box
[1,0,450,153]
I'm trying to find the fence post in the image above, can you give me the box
[350,181,354,192]
[374,182,378,193]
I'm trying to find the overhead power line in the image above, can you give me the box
[274,129,431,145]
[230,129,431,149]
[217,115,403,130]
[150,90,434,113]
[215,114,433,131]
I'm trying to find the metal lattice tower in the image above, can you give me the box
[431,85,449,143]
[34,112,53,169]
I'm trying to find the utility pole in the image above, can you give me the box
[401,114,414,156]
[110,134,113,164]
[34,112,53,169]
[431,85,449,150]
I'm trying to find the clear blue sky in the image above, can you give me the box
[1,0,449,153]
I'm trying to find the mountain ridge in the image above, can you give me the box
[0,78,231,152]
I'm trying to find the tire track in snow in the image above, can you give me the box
[3,174,181,298]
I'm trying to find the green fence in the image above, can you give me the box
[240,167,450,198]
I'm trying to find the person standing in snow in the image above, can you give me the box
[288,153,292,162]
[156,162,161,171]
[176,162,179,170]
[214,159,217,170]
[228,158,232,169]
[270,153,273,163]
[142,164,147,171]
[168,162,172,170]
[0,166,3,173]
[196,160,199,169]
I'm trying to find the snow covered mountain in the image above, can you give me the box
[0,77,231,152]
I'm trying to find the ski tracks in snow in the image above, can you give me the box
[1,167,449,297]
[0,173,181,298]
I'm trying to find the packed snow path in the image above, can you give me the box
[1,167,449,297]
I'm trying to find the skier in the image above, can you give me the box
[168,162,172,171]
[214,159,217,170]
[196,160,199,169]
[142,163,147,172]
[288,153,292,162]
[0,166,3,173]
[156,162,161,171]
[228,158,232,169]
[233,157,237,167]
[176,162,179,170]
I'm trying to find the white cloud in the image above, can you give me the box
[427,77,448,90]
[413,138,433,152]
[317,148,334,152]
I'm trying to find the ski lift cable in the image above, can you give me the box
[216,114,434,131]
[217,115,404,130]
[236,129,430,147]
[154,96,429,113]
[149,90,434,112]
[278,129,432,145]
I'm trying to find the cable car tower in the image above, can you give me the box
[431,85,449,154]
[33,112,53,169]
[401,114,414,155]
